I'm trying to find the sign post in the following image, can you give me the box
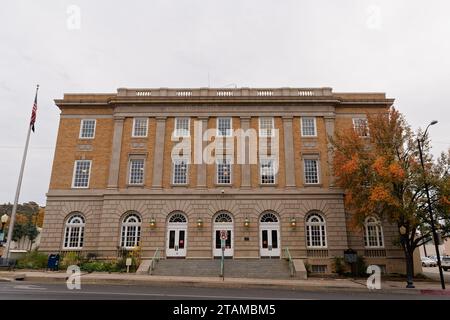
[220,230,227,280]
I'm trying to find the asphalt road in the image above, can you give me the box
[0,282,449,300]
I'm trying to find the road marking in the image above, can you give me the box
[13,285,46,290]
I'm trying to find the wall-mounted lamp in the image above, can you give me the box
[197,218,203,228]
[244,217,250,228]
[290,217,297,229]
[150,217,156,229]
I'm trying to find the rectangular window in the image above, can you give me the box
[259,117,274,137]
[217,117,232,137]
[175,117,190,137]
[173,159,188,184]
[217,158,231,184]
[301,117,317,137]
[129,159,145,185]
[260,158,275,184]
[132,118,148,137]
[353,118,369,137]
[72,160,91,188]
[304,159,319,184]
[79,119,96,139]
[311,265,327,273]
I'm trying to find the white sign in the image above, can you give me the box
[126,258,132,266]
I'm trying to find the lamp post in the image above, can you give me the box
[417,120,445,290]
[399,225,415,288]
[1,214,9,244]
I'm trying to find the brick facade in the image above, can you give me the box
[39,87,405,274]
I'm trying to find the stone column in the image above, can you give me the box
[283,116,296,188]
[240,116,251,188]
[324,116,336,187]
[196,116,208,189]
[107,117,124,189]
[152,117,166,189]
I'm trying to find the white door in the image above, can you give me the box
[213,212,234,257]
[166,212,188,257]
[259,212,281,257]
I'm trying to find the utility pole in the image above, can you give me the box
[417,120,445,290]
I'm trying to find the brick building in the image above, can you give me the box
[39,87,405,274]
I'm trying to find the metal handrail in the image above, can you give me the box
[284,247,296,277]
[148,248,160,275]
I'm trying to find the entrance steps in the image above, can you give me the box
[151,258,292,279]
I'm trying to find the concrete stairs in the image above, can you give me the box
[151,258,292,279]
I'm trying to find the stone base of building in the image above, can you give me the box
[39,190,406,275]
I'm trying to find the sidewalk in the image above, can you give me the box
[1,270,449,295]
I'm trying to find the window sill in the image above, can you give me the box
[259,183,278,187]
[171,184,189,187]
[126,184,145,188]
[303,183,322,187]
[215,184,232,187]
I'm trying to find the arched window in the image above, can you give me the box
[364,216,384,248]
[63,213,85,249]
[215,212,233,223]
[305,212,327,248]
[260,212,279,223]
[120,212,141,248]
[168,212,187,223]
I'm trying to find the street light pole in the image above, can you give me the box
[417,120,445,290]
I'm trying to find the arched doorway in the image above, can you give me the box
[259,212,280,257]
[166,212,188,257]
[213,211,234,257]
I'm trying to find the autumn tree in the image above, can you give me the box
[330,108,450,278]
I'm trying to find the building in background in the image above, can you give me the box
[39,87,405,274]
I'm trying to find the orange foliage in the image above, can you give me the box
[369,185,393,203]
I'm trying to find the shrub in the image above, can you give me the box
[333,256,345,275]
[80,261,116,273]
[16,250,48,269]
[60,251,81,269]
[356,255,367,277]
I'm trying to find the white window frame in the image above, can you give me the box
[303,158,320,184]
[352,118,370,137]
[174,117,190,138]
[364,216,384,248]
[120,213,142,249]
[216,157,232,184]
[63,214,85,249]
[301,117,317,137]
[71,160,92,189]
[305,213,327,248]
[217,117,232,137]
[132,118,149,137]
[260,158,276,184]
[128,159,145,185]
[259,117,274,137]
[172,158,189,185]
[79,119,96,139]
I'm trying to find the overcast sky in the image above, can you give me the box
[1,0,449,205]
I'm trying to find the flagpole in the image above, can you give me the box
[4,85,38,260]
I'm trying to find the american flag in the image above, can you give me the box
[30,85,39,132]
